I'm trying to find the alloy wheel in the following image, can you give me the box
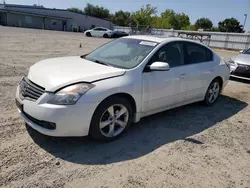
[208,82,220,103]
[99,104,129,138]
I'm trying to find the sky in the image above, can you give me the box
[4,0,250,30]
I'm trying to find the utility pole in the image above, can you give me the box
[243,14,247,32]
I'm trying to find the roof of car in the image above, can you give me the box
[124,35,197,43]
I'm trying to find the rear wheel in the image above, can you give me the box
[86,32,91,37]
[204,79,222,106]
[103,33,109,38]
[90,96,133,141]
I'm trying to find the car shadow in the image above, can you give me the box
[27,95,248,165]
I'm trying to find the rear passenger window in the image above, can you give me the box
[184,42,213,64]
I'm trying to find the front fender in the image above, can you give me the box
[78,74,142,114]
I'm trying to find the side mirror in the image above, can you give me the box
[239,50,245,54]
[149,62,170,71]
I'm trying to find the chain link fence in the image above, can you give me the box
[114,26,250,50]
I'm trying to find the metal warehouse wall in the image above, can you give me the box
[3,6,113,31]
[5,13,63,31]
[7,13,43,29]
[0,12,7,25]
[67,14,113,31]
[44,18,62,31]
[115,26,250,50]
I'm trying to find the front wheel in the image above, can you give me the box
[86,32,91,37]
[204,79,222,106]
[90,96,133,141]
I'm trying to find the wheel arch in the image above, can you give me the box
[89,92,138,138]
[86,31,92,36]
[92,92,138,123]
[212,76,223,88]
[89,92,137,140]
[103,33,109,38]
[100,93,137,114]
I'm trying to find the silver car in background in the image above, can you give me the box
[229,48,250,80]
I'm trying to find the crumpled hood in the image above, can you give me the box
[28,56,126,92]
[232,54,250,65]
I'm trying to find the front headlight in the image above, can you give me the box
[228,59,236,64]
[227,59,238,73]
[47,83,95,105]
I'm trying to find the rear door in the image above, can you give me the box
[182,42,216,101]
[100,28,108,37]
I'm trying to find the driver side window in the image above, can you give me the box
[150,42,183,68]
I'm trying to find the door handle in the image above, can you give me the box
[209,68,215,72]
[179,74,187,79]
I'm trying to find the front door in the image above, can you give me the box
[91,28,100,37]
[142,42,187,114]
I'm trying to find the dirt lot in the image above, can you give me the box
[0,27,250,188]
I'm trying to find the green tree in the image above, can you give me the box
[132,4,157,26]
[83,3,110,19]
[218,18,244,33]
[175,13,190,30]
[161,9,175,28]
[182,25,196,31]
[211,26,220,32]
[110,11,131,26]
[67,7,84,14]
[195,18,213,30]
[152,17,170,29]
[161,9,190,30]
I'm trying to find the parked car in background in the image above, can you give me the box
[15,36,230,141]
[111,30,129,38]
[229,48,250,80]
[84,27,112,38]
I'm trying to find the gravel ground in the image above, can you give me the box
[0,27,250,188]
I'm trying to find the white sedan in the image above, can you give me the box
[16,36,230,141]
[84,27,112,38]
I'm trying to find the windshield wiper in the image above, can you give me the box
[94,60,108,66]
[84,57,124,68]
[92,60,116,67]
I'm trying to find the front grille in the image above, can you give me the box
[23,111,56,130]
[20,77,45,101]
[232,63,250,78]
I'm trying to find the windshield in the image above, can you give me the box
[85,38,158,69]
[244,48,250,55]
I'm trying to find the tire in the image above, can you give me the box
[203,79,222,106]
[103,34,109,38]
[90,96,133,141]
[86,32,91,37]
